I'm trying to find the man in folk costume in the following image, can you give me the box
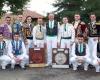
[12,14,23,39]
[33,18,46,48]
[46,13,59,66]
[88,13,98,57]
[70,34,91,71]
[22,16,33,54]
[0,16,12,42]
[58,17,75,50]
[0,33,11,69]
[8,33,28,69]
[72,13,88,41]
[92,37,100,72]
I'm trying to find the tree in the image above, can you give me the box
[53,0,100,22]
[0,0,30,17]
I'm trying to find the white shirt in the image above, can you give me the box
[32,24,46,45]
[8,40,27,58]
[58,23,75,43]
[7,24,12,33]
[71,43,90,58]
[49,20,54,28]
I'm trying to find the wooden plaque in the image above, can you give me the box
[52,48,69,68]
[29,48,45,67]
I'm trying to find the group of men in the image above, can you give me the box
[0,12,100,72]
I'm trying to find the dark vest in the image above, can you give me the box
[12,22,22,34]
[0,41,6,56]
[46,21,58,36]
[97,42,100,58]
[12,40,22,56]
[72,21,87,36]
[75,43,86,56]
[88,22,97,37]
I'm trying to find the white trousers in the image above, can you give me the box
[70,56,91,70]
[46,36,57,65]
[92,58,100,72]
[11,54,29,68]
[34,40,45,48]
[26,39,33,52]
[61,39,71,49]
[0,55,11,69]
[88,37,98,57]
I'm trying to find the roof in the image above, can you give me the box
[23,10,44,18]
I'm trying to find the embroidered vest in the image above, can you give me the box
[46,21,58,36]
[75,43,86,56]
[3,24,12,39]
[88,22,97,37]
[12,40,22,55]
[22,23,33,39]
[72,21,87,36]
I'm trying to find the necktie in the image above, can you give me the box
[80,44,83,53]
[50,21,52,28]
[40,25,42,32]
[16,41,18,50]
[80,44,81,53]
[0,42,2,49]
[64,24,66,31]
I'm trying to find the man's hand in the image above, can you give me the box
[76,56,84,63]
[15,57,22,63]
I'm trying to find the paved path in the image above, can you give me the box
[0,67,100,80]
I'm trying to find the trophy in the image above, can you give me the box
[52,48,69,68]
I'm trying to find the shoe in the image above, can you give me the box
[2,66,6,70]
[11,65,15,69]
[96,67,100,72]
[84,66,88,71]
[21,65,26,70]
[73,66,77,71]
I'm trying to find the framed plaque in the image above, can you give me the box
[29,48,45,67]
[89,23,100,37]
[52,48,69,68]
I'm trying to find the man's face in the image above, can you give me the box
[90,15,96,22]
[18,15,23,22]
[14,35,19,41]
[0,35,3,41]
[63,17,68,24]
[6,18,11,24]
[37,18,43,25]
[27,17,32,23]
[74,14,80,21]
[78,37,84,43]
[48,13,54,21]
